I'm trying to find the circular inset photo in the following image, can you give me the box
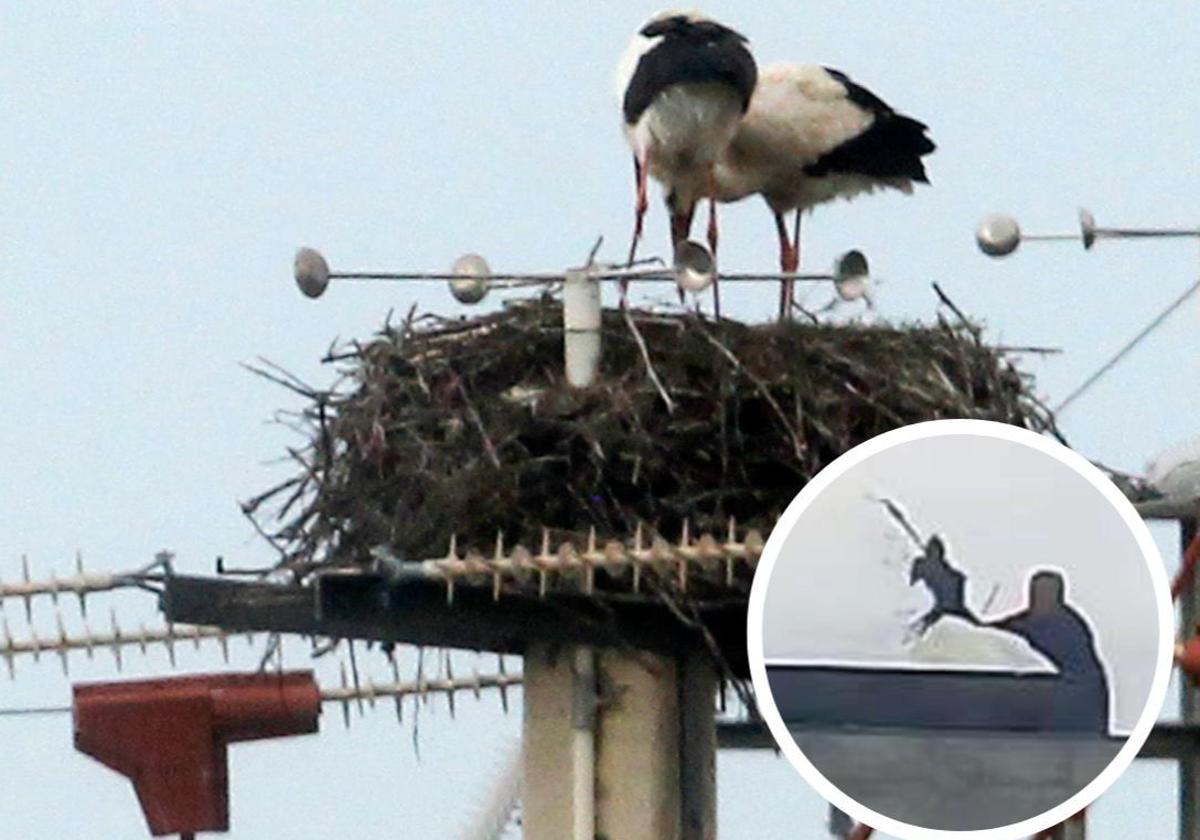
[747,419,1172,839]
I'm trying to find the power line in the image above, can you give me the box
[0,705,70,717]
[1055,276,1200,414]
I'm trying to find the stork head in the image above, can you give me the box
[1028,569,1066,613]
[615,9,753,117]
[616,11,708,104]
[639,10,748,42]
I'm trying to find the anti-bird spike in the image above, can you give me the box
[492,530,505,601]
[339,662,351,729]
[403,523,764,597]
[75,551,88,617]
[55,609,69,676]
[2,616,14,678]
[28,626,42,664]
[164,622,177,668]
[360,676,378,709]
[416,646,427,706]
[390,652,403,724]
[445,653,457,718]
[135,621,149,655]
[110,609,124,672]
[80,617,95,660]
[0,614,234,675]
[317,669,520,721]
[497,654,510,714]
[583,529,597,594]
[472,655,484,701]
[446,535,461,605]
[22,555,32,622]
[2,555,165,616]
[537,547,548,599]
[348,639,365,716]
[189,624,204,651]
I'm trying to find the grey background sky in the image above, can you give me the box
[2,2,1199,838]
[763,433,1161,733]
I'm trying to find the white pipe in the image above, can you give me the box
[563,270,601,387]
[571,646,596,840]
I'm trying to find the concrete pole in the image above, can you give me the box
[1181,517,1200,840]
[1050,811,1086,840]
[1063,817,1087,840]
[679,646,718,839]
[523,643,593,839]
[523,644,718,840]
[594,650,683,838]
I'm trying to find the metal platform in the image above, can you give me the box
[160,571,751,675]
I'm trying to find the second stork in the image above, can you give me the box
[715,63,936,317]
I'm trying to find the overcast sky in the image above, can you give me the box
[3,3,1199,838]
[763,432,1162,733]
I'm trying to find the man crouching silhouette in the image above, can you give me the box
[912,555,1111,733]
[984,570,1110,731]
[984,571,1106,683]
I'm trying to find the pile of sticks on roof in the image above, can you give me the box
[244,297,1060,580]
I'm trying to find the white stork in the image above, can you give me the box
[713,63,935,317]
[616,10,757,314]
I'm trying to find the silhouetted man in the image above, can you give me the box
[984,570,1110,732]
[909,555,1111,733]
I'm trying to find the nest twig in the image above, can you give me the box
[244,298,1061,577]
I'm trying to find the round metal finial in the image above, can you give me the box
[833,250,871,301]
[294,247,331,298]
[673,240,715,293]
[975,214,1022,257]
[449,254,490,304]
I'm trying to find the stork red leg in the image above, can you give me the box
[786,209,804,317]
[791,209,803,264]
[623,151,651,306]
[774,211,798,320]
[707,170,721,320]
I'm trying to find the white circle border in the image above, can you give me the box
[746,419,1174,840]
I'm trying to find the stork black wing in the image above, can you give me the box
[804,67,936,183]
[622,17,757,125]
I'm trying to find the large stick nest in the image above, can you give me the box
[247,298,1060,577]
